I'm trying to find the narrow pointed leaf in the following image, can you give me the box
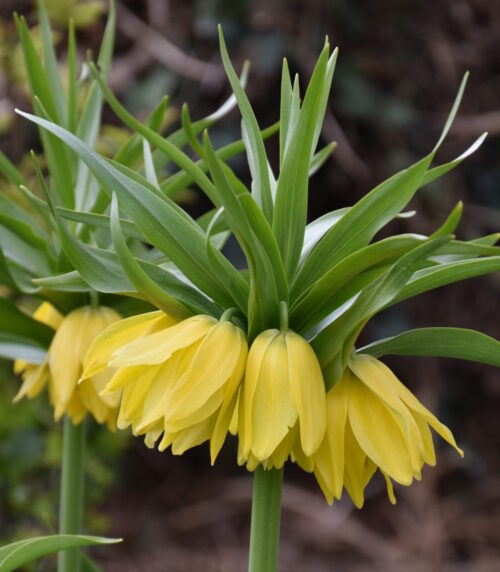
[273,44,336,278]
[17,109,243,309]
[0,535,121,572]
[110,194,190,319]
[218,26,273,221]
[360,327,500,367]
[313,237,451,388]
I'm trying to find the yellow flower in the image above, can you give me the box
[14,303,121,428]
[86,313,248,462]
[309,353,463,507]
[238,329,327,470]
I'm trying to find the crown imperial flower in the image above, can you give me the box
[309,353,463,507]
[86,312,248,462]
[15,303,121,428]
[238,329,327,469]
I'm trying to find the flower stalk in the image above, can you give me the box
[58,416,86,572]
[248,466,284,572]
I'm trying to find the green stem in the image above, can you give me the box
[58,416,86,572]
[248,466,284,572]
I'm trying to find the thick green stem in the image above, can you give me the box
[58,416,86,572]
[248,466,284,572]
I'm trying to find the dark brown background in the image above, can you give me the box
[0,1,499,570]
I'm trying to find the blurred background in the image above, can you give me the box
[0,0,499,570]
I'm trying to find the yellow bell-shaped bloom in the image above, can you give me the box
[238,329,327,469]
[14,303,121,428]
[309,353,463,507]
[83,310,178,379]
[87,313,248,462]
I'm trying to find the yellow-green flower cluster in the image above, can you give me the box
[15,303,121,429]
[76,310,462,506]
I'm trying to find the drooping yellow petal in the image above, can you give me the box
[165,322,243,422]
[312,372,349,501]
[13,359,49,402]
[83,310,167,377]
[349,354,426,476]
[412,411,437,466]
[102,365,148,393]
[382,472,397,505]
[110,315,215,367]
[62,391,87,425]
[210,338,248,463]
[251,334,298,461]
[49,307,88,406]
[349,354,413,436]
[143,423,163,448]
[33,301,63,329]
[134,357,184,432]
[77,307,120,364]
[229,396,239,436]
[346,370,414,485]
[165,416,217,456]
[343,420,371,508]
[286,331,326,456]
[266,423,299,470]
[239,329,279,458]
[78,378,113,427]
[390,368,464,458]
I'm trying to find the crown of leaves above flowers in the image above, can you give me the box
[13,26,500,376]
[0,2,259,362]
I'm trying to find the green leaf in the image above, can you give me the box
[110,193,190,319]
[0,150,26,187]
[0,297,54,349]
[160,122,279,199]
[293,73,472,298]
[58,207,142,240]
[0,245,38,293]
[273,43,336,279]
[0,534,121,572]
[17,110,244,309]
[67,19,78,133]
[39,0,67,125]
[0,222,52,277]
[74,0,116,211]
[313,236,450,388]
[32,95,75,209]
[301,208,350,262]
[279,58,293,167]
[421,133,487,188]
[142,139,160,188]
[292,155,433,299]
[291,233,429,333]
[90,96,170,217]
[360,327,500,367]
[18,185,54,229]
[391,256,500,306]
[0,334,47,363]
[309,142,337,176]
[87,62,220,206]
[13,14,59,121]
[181,103,205,157]
[148,61,251,177]
[0,192,47,236]
[218,26,273,222]
[33,270,90,292]
[203,132,283,328]
[114,97,168,167]
[431,201,463,237]
[280,66,301,167]
[32,150,131,292]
